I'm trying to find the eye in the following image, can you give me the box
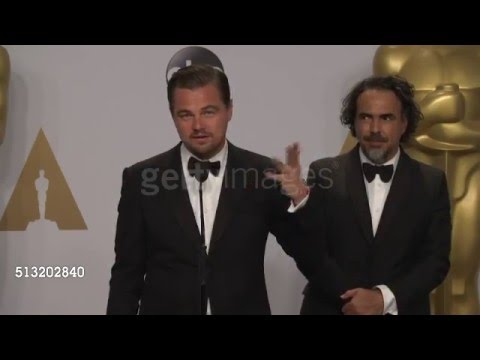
[203,109,216,116]
[178,113,193,120]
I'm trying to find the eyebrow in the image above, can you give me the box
[201,105,220,111]
[358,112,396,118]
[176,105,220,115]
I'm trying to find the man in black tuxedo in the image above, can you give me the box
[287,75,452,315]
[106,64,309,315]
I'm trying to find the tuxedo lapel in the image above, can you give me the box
[208,143,243,255]
[165,144,201,247]
[346,146,374,244]
[374,149,413,243]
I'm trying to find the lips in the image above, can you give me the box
[367,140,385,144]
[366,141,386,147]
[191,135,211,143]
[364,135,387,144]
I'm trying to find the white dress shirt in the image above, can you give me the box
[180,141,228,315]
[181,141,228,253]
[359,146,400,315]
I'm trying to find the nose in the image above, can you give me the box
[192,116,203,131]
[370,117,381,134]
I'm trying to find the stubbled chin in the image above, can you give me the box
[192,138,210,145]
[188,143,214,157]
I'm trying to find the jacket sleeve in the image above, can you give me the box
[107,167,147,315]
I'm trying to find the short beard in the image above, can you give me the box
[365,148,388,165]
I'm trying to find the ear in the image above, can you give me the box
[227,100,233,122]
[401,116,408,135]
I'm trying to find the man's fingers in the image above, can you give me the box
[342,302,354,315]
[341,288,359,300]
[286,142,300,168]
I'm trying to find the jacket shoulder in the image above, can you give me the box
[230,145,277,171]
[309,151,350,171]
[126,146,178,174]
[409,156,447,196]
[413,158,445,181]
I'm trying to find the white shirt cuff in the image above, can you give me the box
[375,285,398,315]
[288,194,310,213]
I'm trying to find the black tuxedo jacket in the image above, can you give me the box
[297,145,452,315]
[107,142,307,315]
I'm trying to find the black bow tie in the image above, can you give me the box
[188,157,221,183]
[362,163,394,183]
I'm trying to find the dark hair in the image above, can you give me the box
[340,75,423,143]
[167,64,231,113]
